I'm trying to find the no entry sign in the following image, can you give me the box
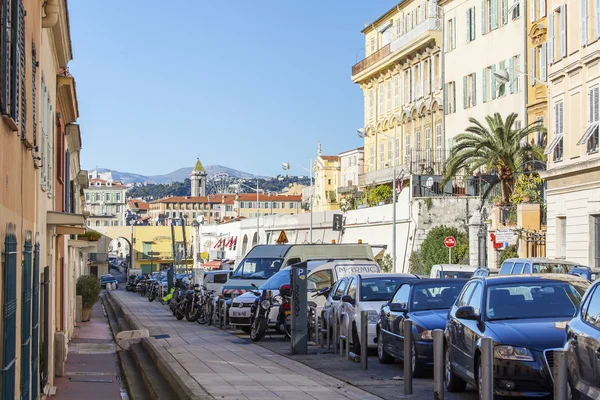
[444,236,456,248]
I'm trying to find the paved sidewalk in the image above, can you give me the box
[54,295,125,400]
[112,290,381,400]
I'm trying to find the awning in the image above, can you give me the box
[201,260,223,270]
[576,122,599,145]
[47,211,86,226]
[544,133,563,155]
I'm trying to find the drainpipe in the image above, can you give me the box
[42,0,59,28]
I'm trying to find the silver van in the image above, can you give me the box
[498,257,582,275]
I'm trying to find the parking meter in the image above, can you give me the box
[291,262,308,355]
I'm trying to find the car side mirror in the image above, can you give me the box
[341,294,355,306]
[307,281,317,291]
[389,303,407,313]
[455,306,478,320]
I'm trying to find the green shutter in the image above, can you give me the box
[491,0,498,29]
[463,76,468,109]
[472,73,476,106]
[499,60,506,96]
[482,68,487,102]
[481,0,486,35]
[509,57,515,93]
[443,83,448,114]
[491,65,497,99]
[502,0,508,24]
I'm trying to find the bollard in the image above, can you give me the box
[433,329,444,400]
[403,319,413,395]
[481,337,494,400]
[314,308,319,346]
[332,313,338,353]
[325,311,330,350]
[345,318,351,360]
[360,310,368,370]
[339,314,345,357]
[553,349,568,400]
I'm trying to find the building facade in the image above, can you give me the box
[352,0,444,190]
[441,0,527,143]
[190,158,207,197]
[84,179,128,227]
[541,0,600,267]
[527,0,549,145]
[338,147,364,194]
[312,145,341,212]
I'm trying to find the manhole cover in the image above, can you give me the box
[152,334,170,339]
[69,378,113,383]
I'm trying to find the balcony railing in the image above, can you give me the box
[352,44,391,76]
[390,18,442,53]
[362,149,450,186]
[89,253,108,263]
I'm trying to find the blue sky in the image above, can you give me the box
[70,0,398,177]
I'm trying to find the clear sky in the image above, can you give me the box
[69,0,399,177]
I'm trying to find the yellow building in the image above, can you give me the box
[352,1,444,189]
[527,0,549,146]
[540,0,600,266]
[313,145,341,212]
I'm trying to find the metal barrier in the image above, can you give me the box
[320,309,329,349]
[338,312,348,357]
[332,312,338,353]
[433,329,444,400]
[553,349,568,400]
[403,319,413,395]
[360,310,368,370]
[480,337,493,400]
[313,307,319,346]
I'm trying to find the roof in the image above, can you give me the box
[127,200,149,210]
[150,194,236,205]
[361,1,407,33]
[321,155,340,162]
[236,193,302,202]
[193,159,205,173]
[88,178,126,187]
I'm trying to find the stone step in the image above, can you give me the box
[130,343,173,400]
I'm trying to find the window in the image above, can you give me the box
[547,101,565,161]
[368,89,373,119]
[387,80,392,112]
[583,287,600,329]
[347,278,357,299]
[425,128,431,162]
[577,87,599,153]
[370,37,375,54]
[510,0,521,20]
[379,83,384,114]
[444,81,456,114]
[308,270,332,291]
[415,131,421,164]
[595,216,600,268]
[435,124,442,162]
[396,17,403,37]
[558,216,567,258]
[40,75,47,190]
[379,142,385,170]
[289,202,294,209]
[457,282,477,307]
[327,179,331,185]
[116,193,121,201]
[405,133,411,162]
[332,278,348,300]
[467,284,483,314]
[549,5,567,62]
[369,145,375,171]
[395,137,400,167]
[387,140,392,167]
[595,0,600,40]
[466,7,476,42]
[394,75,399,108]
[463,73,477,108]
[580,0,589,46]
[446,18,456,51]
[498,61,506,97]
[392,284,410,305]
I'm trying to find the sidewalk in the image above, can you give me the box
[111,289,381,400]
[53,294,125,400]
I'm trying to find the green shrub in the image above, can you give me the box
[420,225,469,276]
[76,275,101,308]
[378,253,393,273]
[499,244,518,265]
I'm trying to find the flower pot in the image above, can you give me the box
[82,307,92,322]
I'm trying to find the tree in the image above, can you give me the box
[420,225,469,276]
[443,113,545,204]
[378,253,393,273]
[499,244,518,265]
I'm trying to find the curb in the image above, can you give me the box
[108,292,213,400]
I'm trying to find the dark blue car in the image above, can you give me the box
[377,278,468,377]
[100,274,119,289]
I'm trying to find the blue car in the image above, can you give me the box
[100,274,119,289]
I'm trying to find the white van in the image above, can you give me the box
[430,264,476,279]
[229,259,380,330]
[221,244,375,300]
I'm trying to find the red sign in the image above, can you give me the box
[444,236,456,248]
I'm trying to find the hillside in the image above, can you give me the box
[94,165,260,184]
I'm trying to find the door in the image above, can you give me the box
[462,283,484,380]
[449,282,477,377]
[90,265,98,277]
[577,285,600,395]
[344,278,357,340]
[394,284,411,358]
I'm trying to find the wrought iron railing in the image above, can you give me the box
[89,253,108,262]
[352,44,391,76]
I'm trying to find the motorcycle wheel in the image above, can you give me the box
[250,316,268,342]
[148,291,155,302]
[206,302,214,326]
[186,305,201,322]
[175,305,185,320]
[197,305,208,325]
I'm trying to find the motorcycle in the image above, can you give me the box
[126,275,139,292]
[147,280,161,302]
[169,280,188,320]
[275,284,292,338]
[185,284,202,322]
[249,283,289,342]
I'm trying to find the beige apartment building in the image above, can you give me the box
[351,0,445,190]
[541,0,600,267]
[313,145,341,212]
[84,178,128,227]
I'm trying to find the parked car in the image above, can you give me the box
[204,270,232,295]
[472,267,499,277]
[377,278,468,376]
[333,273,419,350]
[565,279,600,399]
[430,264,476,279]
[569,266,600,282]
[498,257,582,275]
[445,274,590,398]
[100,274,119,289]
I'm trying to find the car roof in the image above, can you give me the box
[409,278,469,285]
[501,257,582,265]
[476,273,589,285]
[358,273,416,279]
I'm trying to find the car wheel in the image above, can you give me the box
[411,341,426,378]
[377,329,394,364]
[351,325,361,354]
[445,345,467,392]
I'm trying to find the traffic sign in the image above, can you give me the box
[332,214,343,231]
[276,230,289,244]
[444,236,456,248]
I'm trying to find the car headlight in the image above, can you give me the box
[367,310,379,324]
[418,330,433,341]
[494,345,534,361]
[260,299,271,310]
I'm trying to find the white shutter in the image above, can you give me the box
[482,0,487,34]
[530,47,536,86]
[581,0,588,46]
[560,5,566,58]
[596,0,600,39]
[471,8,476,39]
[548,12,555,63]
[401,72,405,105]
[540,43,547,81]
[530,0,536,21]
[419,61,424,97]
[492,0,499,29]
[592,87,599,122]
[428,58,433,94]
[539,0,546,17]
[420,1,426,22]
[452,18,456,49]
[466,9,472,42]
[438,54,443,89]
[559,102,564,134]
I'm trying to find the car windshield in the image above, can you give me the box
[411,281,468,311]
[532,263,575,274]
[441,271,473,279]
[231,257,284,279]
[361,277,412,301]
[486,281,588,321]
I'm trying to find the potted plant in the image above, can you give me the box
[510,174,543,204]
[77,230,102,241]
[76,275,101,322]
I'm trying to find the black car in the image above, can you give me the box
[445,274,590,398]
[377,278,468,377]
[566,279,600,399]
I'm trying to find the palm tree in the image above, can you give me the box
[443,113,546,204]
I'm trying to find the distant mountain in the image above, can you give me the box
[93,165,260,185]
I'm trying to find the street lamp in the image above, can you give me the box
[238,180,261,245]
[282,161,313,243]
[358,126,402,272]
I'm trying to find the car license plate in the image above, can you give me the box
[231,309,250,318]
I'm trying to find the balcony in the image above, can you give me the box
[390,18,441,54]
[352,44,391,76]
[89,253,108,263]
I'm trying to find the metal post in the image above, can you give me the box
[360,311,368,370]
[309,159,313,243]
[554,349,568,400]
[339,315,344,356]
[481,337,494,400]
[433,329,444,400]
[314,309,319,346]
[403,319,413,395]
[325,311,330,350]
[332,313,338,354]
[392,162,397,272]
[256,178,260,243]
[345,318,351,360]
[449,247,452,264]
